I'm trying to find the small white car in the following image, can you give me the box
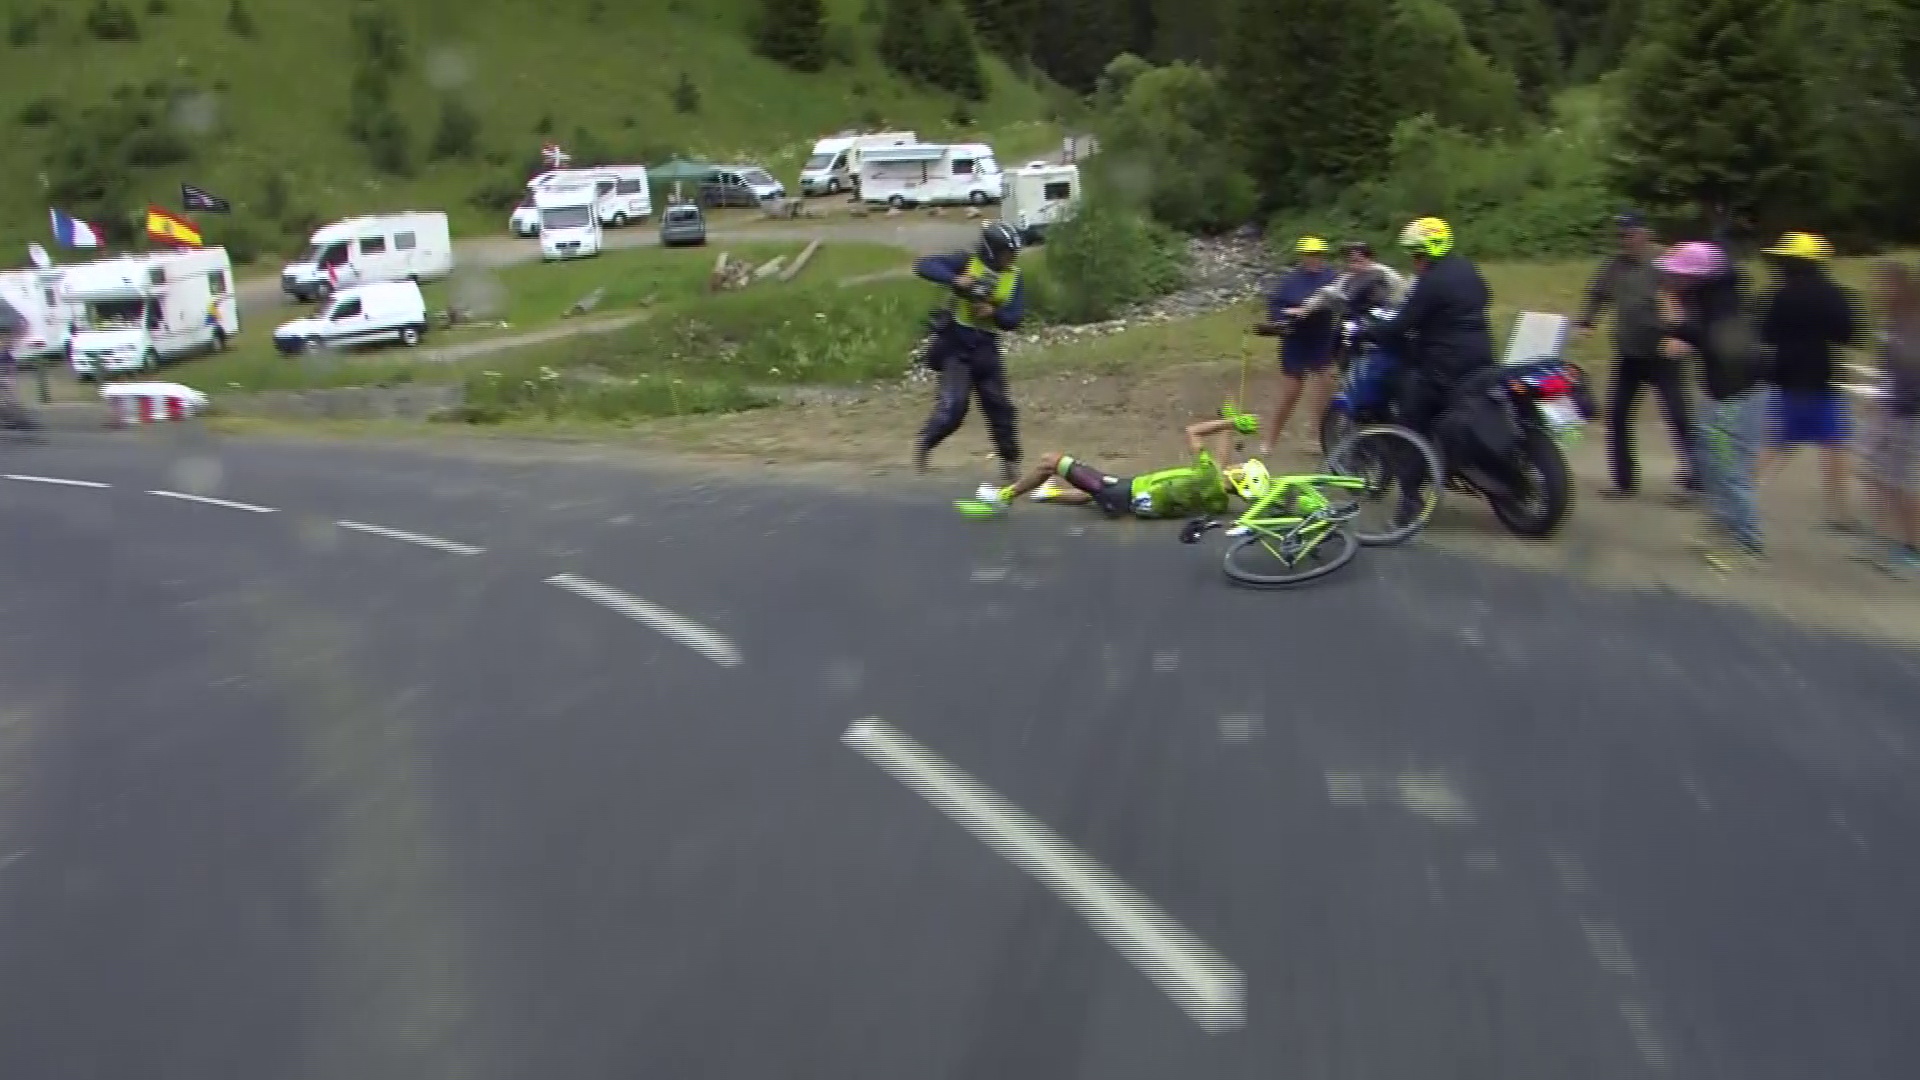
[510,195,540,238]
[273,280,429,355]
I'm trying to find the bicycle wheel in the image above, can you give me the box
[1221,523,1357,588]
[1324,424,1443,547]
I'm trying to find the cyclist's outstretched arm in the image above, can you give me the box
[1185,418,1239,460]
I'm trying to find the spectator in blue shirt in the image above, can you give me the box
[1255,236,1341,455]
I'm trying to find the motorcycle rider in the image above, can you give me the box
[1375,217,1497,436]
[911,220,1027,484]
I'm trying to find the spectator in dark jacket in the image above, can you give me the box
[1657,241,1765,561]
[1378,217,1496,438]
[1255,236,1340,455]
[1755,232,1861,530]
[1577,210,1699,498]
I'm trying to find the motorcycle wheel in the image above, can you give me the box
[1488,423,1572,538]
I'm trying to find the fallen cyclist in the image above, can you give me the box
[957,412,1268,518]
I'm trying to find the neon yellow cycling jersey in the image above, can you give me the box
[1127,451,1230,518]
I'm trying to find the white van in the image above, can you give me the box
[1002,162,1081,242]
[0,267,74,361]
[529,166,652,226]
[66,248,239,377]
[799,131,917,197]
[281,211,454,302]
[272,280,428,355]
[536,184,603,260]
[858,142,1004,208]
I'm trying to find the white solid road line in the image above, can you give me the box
[147,490,278,513]
[545,573,743,667]
[336,520,485,556]
[4,474,110,488]
[842,717,1246,1033]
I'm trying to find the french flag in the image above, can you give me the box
[50,208,102,248]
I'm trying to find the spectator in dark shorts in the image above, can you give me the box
[1859,261,1920,576]
[1577,210,1701,498]
[1256,236,1340,456]
[1755,231,1861,530]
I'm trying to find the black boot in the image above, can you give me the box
[998,458,1019,487]
[913,444,930,474]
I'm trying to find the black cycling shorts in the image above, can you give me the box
[1057,455,1133,515]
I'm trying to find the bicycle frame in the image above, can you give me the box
[1229,474,1365,564]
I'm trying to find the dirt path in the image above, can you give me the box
[414,312,651,364]
[642,357,1920,645]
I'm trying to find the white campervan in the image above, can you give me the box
[281,211,454,302]
[65,248,238,378]
[799,131,917,197]
[272,280,429,355]
[536,184,603,260]
[858,143,1004,208]
[530,166,652,226]
[1002,161,1081,243]
[0,267,74,361]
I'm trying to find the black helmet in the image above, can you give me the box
[1341,239,1373,258]
[979,220,1021,267]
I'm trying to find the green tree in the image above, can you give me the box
[1612,0,1805,239]
[964,0,1040,58]
[1383,0,1525,135]
[753,0,828,72]
[1031,0,1133,91]
[430,95,481,159]
[1224,0,1400,210]
[1093,57,1257,232]
[1790,0,1920,242]
[225,0,254,37]
[878,0,986,99]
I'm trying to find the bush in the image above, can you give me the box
[225,0,253,36]
[144,0,166,14]
[17,96,59,126]
[208,219,264,265]
[261,172,290,219]
[430,95,481,160]
[1274,95,1618,261]
[8,6,52,46]
[348,0,407,66]
[1029,188,1188,324]
[671,72,700,114]
[879,0,985,100]
[84,0,138,40]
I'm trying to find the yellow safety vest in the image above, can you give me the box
[951,256,1020,332]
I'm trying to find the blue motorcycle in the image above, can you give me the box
[1318,307,1594,538]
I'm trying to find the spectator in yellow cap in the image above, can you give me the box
[1756,230,1862,531]
[1254,235,1340,454]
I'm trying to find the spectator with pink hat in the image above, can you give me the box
[1656,240,1770,564]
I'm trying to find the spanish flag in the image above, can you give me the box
[145,204,202,247]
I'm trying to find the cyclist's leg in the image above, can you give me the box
[1056,456,1130,513]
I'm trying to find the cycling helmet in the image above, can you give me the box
[1397,217,1453,258]
[979,220,1021,267]
[1223,459,1271,502]
[1295,235,1330,255]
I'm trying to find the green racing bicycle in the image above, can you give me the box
[1180,423,1444,588]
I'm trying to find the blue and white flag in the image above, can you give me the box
[49,208,102,248]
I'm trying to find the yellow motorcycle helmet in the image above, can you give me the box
[1397,217,1454,258]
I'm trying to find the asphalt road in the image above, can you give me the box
[2,429,1918,1080]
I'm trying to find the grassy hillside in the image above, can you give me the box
[1,0,1064,259]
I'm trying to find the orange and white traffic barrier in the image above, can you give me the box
[100,382,211,427]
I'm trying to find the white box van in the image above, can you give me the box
[0,267,74,361]
[66,248,239,377]
[281,211,454,302]
[536,185,603,260]
[800,131,917,197]
[1002,161,1081,242]
[858,143,1004,208]
[272,280,429,355]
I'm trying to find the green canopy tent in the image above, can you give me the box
[650,159,718,204]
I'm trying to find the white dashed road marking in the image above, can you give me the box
[843,716,1246,1033]
[336,520,485,556]
[147,490,278,513]
[4,474,109,488]
[546,573,742,667]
